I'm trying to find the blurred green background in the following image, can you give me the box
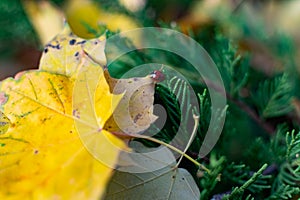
[1,0,300,80]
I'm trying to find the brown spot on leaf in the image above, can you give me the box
[133,113,142,123]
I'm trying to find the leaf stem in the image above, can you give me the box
[111,114,210,173]
[129,132,211,174]
[175,114,199,168]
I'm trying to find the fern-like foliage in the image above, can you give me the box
[269,129,300,199]
[267,184,300,200]
[223,163,271,195]
[199,154,226,200]
[205,35,250,97]
[140,74,202,148]
[223,164,269,200]
[252,73,294,118]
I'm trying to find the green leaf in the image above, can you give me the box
[104,167,200,200]
[103,139,200,199]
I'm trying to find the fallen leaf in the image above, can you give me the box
[39,29,157,135]
[104,71,158,134]
[104,149,200,200]
[39,25,107,78]
[0,54,126,199]
[72,55,127,167]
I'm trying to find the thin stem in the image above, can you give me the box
[175,114,199,168]
[136,134,211,173]
[112,131,211,173]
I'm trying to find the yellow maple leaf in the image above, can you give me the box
[39,27,158,135]
[0,54,126,199]
[39,25,107,78]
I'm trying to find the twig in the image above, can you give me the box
[224,163,268,199]
[228,95,275,134]
[232,0,248,13]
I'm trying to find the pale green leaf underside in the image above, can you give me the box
[104,166,200,200]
